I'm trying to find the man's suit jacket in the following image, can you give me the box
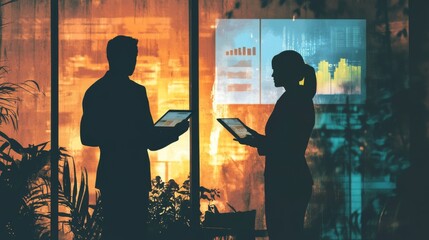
[80,71,177,191]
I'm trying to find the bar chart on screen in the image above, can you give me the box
[215,19,366,105]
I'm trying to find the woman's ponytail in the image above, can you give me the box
[302,64,317,99]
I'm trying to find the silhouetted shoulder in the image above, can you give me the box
[129,79,147,93]
[84,74,111,95]
[120,79,148,100]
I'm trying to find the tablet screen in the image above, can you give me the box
[217,118,252,139]
[154,110,192,127]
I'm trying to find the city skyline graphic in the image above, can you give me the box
[316,58,362,95]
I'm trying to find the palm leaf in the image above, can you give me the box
[0,141,10,152]
[0,151,15,162]
[0,0,18,7]
[63,158,71,200]
[76,170,86,212]
[72,157,78,208]
[0,81,42,129]
[226,202,237,213]
[80,168,90,220]
[8,137,24,154]
[0,161,7,171]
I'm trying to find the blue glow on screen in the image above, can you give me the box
[215,19,366,104]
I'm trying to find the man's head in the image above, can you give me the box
[106,35,138,76]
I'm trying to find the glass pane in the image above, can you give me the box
[58,0,189,239]
[199,1,409,239]
[0,0,51,239]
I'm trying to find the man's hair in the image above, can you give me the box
[106,35,138,65]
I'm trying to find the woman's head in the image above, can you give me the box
[271,50,305,88]
[271,50,317,98]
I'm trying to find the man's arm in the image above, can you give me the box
[80,90,102,147]
[148,121,189,151]
[139,87,188,150]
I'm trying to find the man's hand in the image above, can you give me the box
[174,120,189,136]
[234,127,264,148]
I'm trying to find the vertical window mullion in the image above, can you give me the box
[189,0,200,238]
[50,0,59,239]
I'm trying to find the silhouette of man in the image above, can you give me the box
[236,50,315,239]
[80,35,189,239]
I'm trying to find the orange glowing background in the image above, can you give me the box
[1,1,409,237]
[0,0,276,230]
[0,0,280,232]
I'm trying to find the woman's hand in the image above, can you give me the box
[245,126,263,138]
[234,127,264,148]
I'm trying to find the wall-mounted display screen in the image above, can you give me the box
[215,19,366,104]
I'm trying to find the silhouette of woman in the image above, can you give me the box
[236,50,316,239]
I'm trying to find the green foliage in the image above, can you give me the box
[22,150,103,240]
[148,176,190,238]
[147,176,220,238]
[57,156,103,240]
[0,131,50,240]
[0,129,102,239]
[0,79,42,130]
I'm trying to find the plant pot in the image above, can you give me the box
[203,210,256,240]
